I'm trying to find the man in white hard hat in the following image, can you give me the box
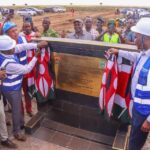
[0,35,48,141]
[107,17,150,150]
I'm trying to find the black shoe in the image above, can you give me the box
[14,133,26,141]
[1,139,17,149]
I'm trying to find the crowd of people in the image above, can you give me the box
[0,9,149,150]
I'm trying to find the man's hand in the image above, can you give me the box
[107,48,119,55]
[0,70,6,79]
[37,41,48,49]
[104,48,119,59]
[141,120,150,132]
[35,49,41,58]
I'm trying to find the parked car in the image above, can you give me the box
[139,11,150,18]
[119,8,129,15]
[43,7,58,13]
[27,7,44,15]
[16,8,37,16]
[56,7,66,12]
[43,6,66,13]
[0,8,10,15]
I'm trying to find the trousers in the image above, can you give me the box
[22,78,32,113]
[2,90,24,134]
[0,98,8,141]
[129,106,149,150]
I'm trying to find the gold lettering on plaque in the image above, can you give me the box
[54,53,106,97]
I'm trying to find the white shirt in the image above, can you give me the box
[119,49,150,122]
[1,43,38,75]
[85,28,99,40]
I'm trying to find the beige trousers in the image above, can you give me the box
[0,98,8,141]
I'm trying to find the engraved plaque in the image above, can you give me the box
[54,53,106,97]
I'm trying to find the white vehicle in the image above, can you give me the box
[126,10,134,16]
[17,9,37,16]
[27,7,44,15]
[57,7,66,12]
[139,11,150,18]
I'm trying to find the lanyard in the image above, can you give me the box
[132,54,143,78]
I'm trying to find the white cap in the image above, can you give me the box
[0,35,16,51]
[131,17,150,36]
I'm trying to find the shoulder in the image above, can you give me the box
[66,32,75,39]
[30,31,36,36]
[103,32,108,36]
[19,32,25,37]
[48,28,57,34]
[18,35,27,43]
[114,33,120,37]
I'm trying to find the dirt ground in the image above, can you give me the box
[12,8,117,35]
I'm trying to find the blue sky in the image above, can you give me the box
[0,0,150,6]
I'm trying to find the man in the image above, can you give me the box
[23,15,39,33]
[107,18,150,150]
[19,21,39,117]
[67,19,93,40]
[4,21,38,117]
[96,17,105,41]
[20,21,40,41]
[42,17,59,37]
[0,70,17,149]
[84,16,99,40]
[2,22,48,141]
[122,19,136,45]
[101,20,121,43]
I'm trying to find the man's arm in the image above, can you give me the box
[125,40,135,45]
[15,43,37,53]
[6,57,37,75]
[97,31,106,41]
[106,48,139,62]
[118,50,139,62]
[15,41,48,54]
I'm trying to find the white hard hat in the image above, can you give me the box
[131,17,150,36]
[0,35,16,51]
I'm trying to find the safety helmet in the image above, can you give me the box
[0,35,16,51]
[131,17,150,36]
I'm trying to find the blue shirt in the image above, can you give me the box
[123,30,135,42]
